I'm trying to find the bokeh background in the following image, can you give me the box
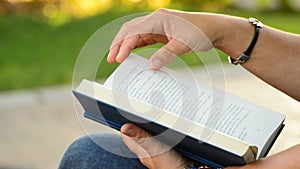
[0,0,300,168]
[1,0,300,91]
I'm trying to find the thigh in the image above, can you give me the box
[58,133,147,169]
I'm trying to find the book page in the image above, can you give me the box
[103,53,285,157]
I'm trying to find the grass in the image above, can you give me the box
[0,8,299,91]
[221,9,300,33]
[0,9,129,91]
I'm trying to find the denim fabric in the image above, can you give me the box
[58,133,147,169]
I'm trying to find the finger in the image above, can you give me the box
[109,33,148,63]
[108,17,145,63]
[115,22,160,62]
[115,34,140,63]
[108,29,128,63]
[111,33,169,63]
[136,34,159,48]
[121,124,151,165]
[149,39,190,70]
[107,42,121,63]
[121,123,171,158]
[121,124,150,160]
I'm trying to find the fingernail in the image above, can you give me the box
[115,53,121,62]
[107,56,113,63]
[123,128,135,137]
[153,59,162,69]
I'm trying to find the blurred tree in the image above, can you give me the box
[0,0,46,16]
[0,0,298,25]
[280,0,295,11]
[0,0,237,18]
[234,0,300,12]
[0,0,11,15]
[171,0,235,11]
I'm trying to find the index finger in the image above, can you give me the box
[107,41,121,63]
[107,17,145,63]
[115,34,141,63]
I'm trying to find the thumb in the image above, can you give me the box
[149,39,190,70]
[121,123,171,158]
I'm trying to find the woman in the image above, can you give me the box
[59,8,300,169]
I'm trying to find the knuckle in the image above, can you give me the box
[122,21,132,29]
[135,136,147,145]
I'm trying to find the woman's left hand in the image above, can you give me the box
[121,123,300,169]
[121,123,192,169]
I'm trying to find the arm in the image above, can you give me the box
[108,8,300,101]
[214,15,300,101]
[227,144,300,169]
[108,8,300,169]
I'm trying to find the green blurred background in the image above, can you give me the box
[1,1,300,169]
[0,0,299,91]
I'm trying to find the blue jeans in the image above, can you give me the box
[58,134,147,169]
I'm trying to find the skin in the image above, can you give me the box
[107,8,300,169]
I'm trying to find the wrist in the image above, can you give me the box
[168,10,224,49]
[192,13,227,49]
[214,16,255,61]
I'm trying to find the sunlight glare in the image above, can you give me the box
[148,0,170,9]
[75,0,112,18]
[43,3,58,19]
[131,0,142,2]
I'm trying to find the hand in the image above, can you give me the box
[108,8,223,69]
[120,123,193,169]
[121,123,300,169]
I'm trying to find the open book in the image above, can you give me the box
[73,53,285,168]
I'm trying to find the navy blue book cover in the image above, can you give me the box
[73,90,264,168]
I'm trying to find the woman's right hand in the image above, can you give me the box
[107,8,224,69]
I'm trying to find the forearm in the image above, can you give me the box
[265,144,300,168]
[227,144,300,169]
[168,10,300,100]
[214,15,300,101]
